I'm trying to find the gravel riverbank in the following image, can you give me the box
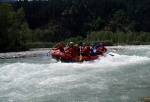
[0,48,50,59]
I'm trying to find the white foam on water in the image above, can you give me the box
[0,61,110,101]
[0,45,150,102]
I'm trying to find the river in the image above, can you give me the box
[0,45,150,102]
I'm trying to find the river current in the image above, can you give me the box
[0,45,150,102]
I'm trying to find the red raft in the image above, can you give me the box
[51,51,100,62]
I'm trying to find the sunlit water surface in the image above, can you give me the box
[0,45,150,102]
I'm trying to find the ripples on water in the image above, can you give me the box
[0,45,150,102]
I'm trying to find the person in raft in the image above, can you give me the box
[89,43,96,56]
[95,43,107,55]
[51,43,64,52]
[65,42,79,60]
[81,43,91,56]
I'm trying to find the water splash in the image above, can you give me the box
[0,45,150,102]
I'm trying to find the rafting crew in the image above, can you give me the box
[51,42,107,58]
[50,42,110,62]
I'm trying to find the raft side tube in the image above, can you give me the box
[51,51,99,62]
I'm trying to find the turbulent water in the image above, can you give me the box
[0,45,150,102]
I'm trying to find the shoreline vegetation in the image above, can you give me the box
[26,31,150,48]
[0,1,150,52]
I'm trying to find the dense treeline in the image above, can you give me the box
[0,3,32,52]
[13,0,150,33]
[0,0,150,52]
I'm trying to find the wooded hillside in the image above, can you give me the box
[0,0,150,52]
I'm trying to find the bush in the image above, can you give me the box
[132,41,141,45]
[102,40,114,46]
[27,42,55,48]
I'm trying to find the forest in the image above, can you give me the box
[0,0,150,52]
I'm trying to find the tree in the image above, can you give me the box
[0,3,14,51]
[0,3,32,52]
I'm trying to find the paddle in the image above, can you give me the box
[93,48,97,53]
[58,57,61,62]
[43,43,58,57]
[102,53,114,57]
[79,46,82,61]
[108,53,114,56]
[143,97,150,101]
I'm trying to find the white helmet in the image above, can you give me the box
[70,42,74,45]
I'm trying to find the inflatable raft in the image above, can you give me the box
[51,51,100,62]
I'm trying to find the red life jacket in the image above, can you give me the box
[82,46,90,56]
[65,46,78,57]
[72,46,79,57]
[58,45,64,52]
[52,44,64,52]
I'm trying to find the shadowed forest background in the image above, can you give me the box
[0,0,150,52]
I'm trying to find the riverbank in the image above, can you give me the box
[0,48,50,59]
[0,46,129,59]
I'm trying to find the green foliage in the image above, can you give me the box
[32,28,43,42]
[88,17,105,31]
[113,9,125,24]
[27,42,55,48]
[0,3,33,52]
[1,0,150,52]
[0,3,13,51]
[11,0,150,33]
[85,31,150,45]
[63,36,84,45]
[102,40,113,46]
[131,41,141,45]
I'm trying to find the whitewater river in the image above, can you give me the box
[0,45,150,102]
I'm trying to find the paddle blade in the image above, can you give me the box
[79,55,82,61]
[58,57,61,62]
[108,53,114,56]
[93,49,97,53]
[143,97,150,101]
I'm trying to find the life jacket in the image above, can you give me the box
[72,46,79,57]
[52,44,64,52]
[65,46,75,56]
[65,46,79,60]
[71,46,79,61]
[58,45,64,52]
[82,46,90,56]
